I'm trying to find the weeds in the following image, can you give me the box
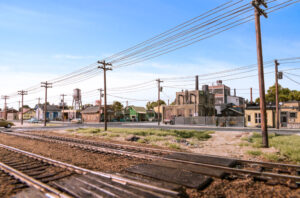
[244,132,300,163]
[247,150,262,156]
[165,143,181,150]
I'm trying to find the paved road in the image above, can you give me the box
[7,121,300,134]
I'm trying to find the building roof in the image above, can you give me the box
[22,108,34,114]
[37,104,61,112]
[131,106,147,114]
[222,108,244,115]
[246,104,276,110]
[81,105,114,114]
[81,106,99,114]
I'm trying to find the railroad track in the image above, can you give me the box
[2,131,300,190]
[0,143,179,198]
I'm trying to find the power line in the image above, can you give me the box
[284,73,300,85]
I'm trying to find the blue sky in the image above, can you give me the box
[0,0,300,108]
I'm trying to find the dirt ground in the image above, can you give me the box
[28,129,279,162]
[189,131,278,160]
[1,131,299,198]
[0,133,147,173]
[188,178,300,198]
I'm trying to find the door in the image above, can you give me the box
[281,112,287,127]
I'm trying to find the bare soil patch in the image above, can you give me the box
[187,178,300,198]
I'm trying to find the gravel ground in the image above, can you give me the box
[0,170,25,198]
[0,133,148,173]
[0,132,299,198]
[188,178,300,198]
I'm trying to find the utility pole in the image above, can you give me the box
[41,81,52,127]
[156,79,163,126]
[98,61,112,131]
[275,60,280,129]
[36,97,42,121]
[18,101,20,112]
[252,0,268,147]
[250,87,253,103]
[1,96,9,120]
[18,90,28,125]
[61,94,67,122]
[98,89,103,123]
[195,75,199,90]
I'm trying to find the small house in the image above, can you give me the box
[81,105,114,123]
[244,104,276,128]
[280,101,300,128]
[7,108,19,120]
[35,105,61,121]
[19,108,35,120]
[124,106,147,121]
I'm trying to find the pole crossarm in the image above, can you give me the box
[252,0,268,18]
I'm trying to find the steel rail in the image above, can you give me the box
[0,143,179,196]
[2,132,300,183]
[0,161,71,198]
[15,131,300,170]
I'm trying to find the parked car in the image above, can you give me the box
[0,119,14,128]
[71,118,82,124]
[163,116,175,125]
[28,118,39,123]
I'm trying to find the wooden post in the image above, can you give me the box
[156,79,163,126]
[275,60,280,129]
[41,82,52,127]
[18,90,28,125]
[98,61,112,131]
[253,0,268,147]
[98,88,103,123]
[61,94,67,122]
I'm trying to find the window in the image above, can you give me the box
[290,112,297,118]
[248,115,251,122]
[255,113,261,124]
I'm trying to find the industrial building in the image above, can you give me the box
[162,85,215,121]
[209,80,245,115]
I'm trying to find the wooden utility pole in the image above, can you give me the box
[156,79,163,126]
[275,60,280,129]
[98,61,112,131]
[61,94,67,122]
[195,75,199,90]
[18,90,28,125]
[41,81,52,127]
[1,96,9,120]
[98,88,103,123]
[36,97,42,121]
[250,87,253,103]
[252,0,268,147]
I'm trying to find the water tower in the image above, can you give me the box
[72,88,82,110]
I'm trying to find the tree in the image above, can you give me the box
[146,100,166,110]
[112,101,123,112]
[255,84,300,103]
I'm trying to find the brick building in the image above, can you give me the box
[163,85,215,120]
[209,80,245,115]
